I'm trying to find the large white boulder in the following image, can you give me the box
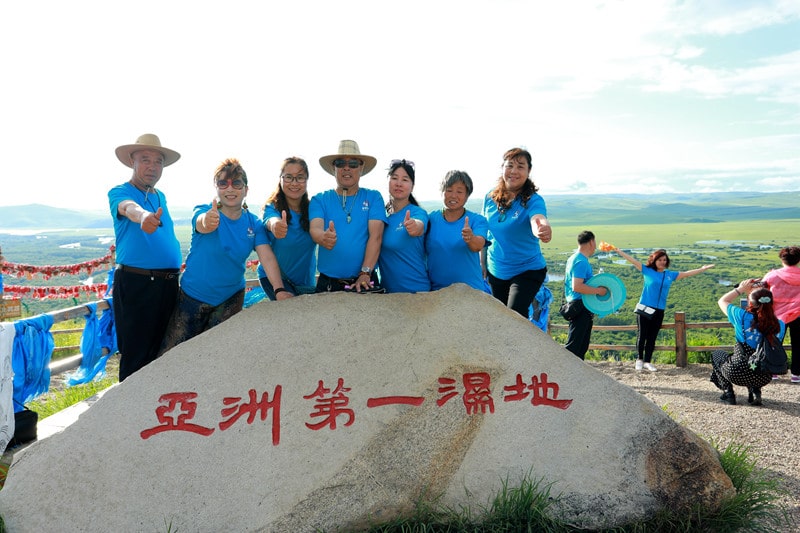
[0,285,733,531]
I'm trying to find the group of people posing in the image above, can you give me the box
[109,135,552,382]
[108,133,800,408]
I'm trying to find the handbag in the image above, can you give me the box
[559,299,583,321]
[634,303,657,320]
[748,335,788,375]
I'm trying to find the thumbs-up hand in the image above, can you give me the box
[140,206,163,234]
[321,220,337,250]
[272,210,289,239]
[533,216,552,243]
[403,209,424,237]
[205,197,221,232]
[461,216,475,244]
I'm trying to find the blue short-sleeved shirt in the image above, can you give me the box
[426,209,490,291]
[309,188,387,279]
[256,204,316,287]
[727,304,786,348]
[483,193,547,278]
[639,266,680,309]
[378,205,430,293]
[108,182,182,269]
[180,205,268,306]
[564,251,592,302]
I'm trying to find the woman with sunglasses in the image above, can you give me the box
[160,158,291,355]
[257,157,317,298]
[377,159,430,293]
[612,246,714,371]
[482,147,551,319]
[426,170,490,292]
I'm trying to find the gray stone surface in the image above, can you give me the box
[0,284,733,532]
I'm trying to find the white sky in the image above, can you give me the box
[1,0,799,211]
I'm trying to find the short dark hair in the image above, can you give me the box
[779,246,800,266]
[577,230,595,245]
[440,170,473,196]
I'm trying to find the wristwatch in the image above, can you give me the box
[360,267,371,276]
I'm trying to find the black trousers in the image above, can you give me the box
[113,268,179,381]
[565,301,593,360]
[786,316,800,376]
[487,268,547,319]
[636,309,665,362]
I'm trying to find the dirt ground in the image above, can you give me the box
[589,360,800,531]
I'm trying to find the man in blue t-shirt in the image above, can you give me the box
[563,230,607,359]
[310,140,387,292]
[109,133,182,381]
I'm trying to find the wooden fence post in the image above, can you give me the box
[674,311,687,367]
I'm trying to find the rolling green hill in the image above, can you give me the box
[2,191,797,229]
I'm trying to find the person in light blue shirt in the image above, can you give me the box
[613,246,714,371]
[483,147,552,318]
[258,157,317,298]
[160,159,290,355]
[426,170,490,292]
[109,133,182,381]
[711,278,785,406]
[310,140,387,292]
[378,159,429,293]
[563,231,607,359]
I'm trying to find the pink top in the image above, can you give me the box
[763,265,800,324]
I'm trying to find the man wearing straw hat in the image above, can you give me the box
[310,140,387,292]
[109,133,182,381]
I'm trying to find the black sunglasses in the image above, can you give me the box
[333,158,362,169]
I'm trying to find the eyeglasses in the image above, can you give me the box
[216,178,246,190]
[391,159,415,169]
[333,158,362,169]
[281,174,308,183]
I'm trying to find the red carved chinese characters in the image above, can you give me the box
[140,372,572,444]
[140,392,215,439]
[303,378,355,430]
[219,386,282,445]
[503,373,573,410]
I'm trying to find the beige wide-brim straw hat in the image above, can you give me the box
[115,133,181,168]
[319,139,377,176]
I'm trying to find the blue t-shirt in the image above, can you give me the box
[639,266,680,309]
[425,209,490,291]
[483,193,547,278]
[309,188,387,279]
[108,182,182,269]
[564,251,592,302]
[180,205,268,306]
[256,204,316,287]
[378,205,430,293]
[727,304,786,348]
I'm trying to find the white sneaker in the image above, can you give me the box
[643,362,657,372]
[635,359,643,371]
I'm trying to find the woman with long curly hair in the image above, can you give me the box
[481,147,551,318]
[711,279,786,406]
[613,247,714,371]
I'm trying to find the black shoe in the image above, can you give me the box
[751,388,762,406]
[720,391,736,405]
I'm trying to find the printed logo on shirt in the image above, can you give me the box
[247,226,255,239]
[361,200,370,211]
